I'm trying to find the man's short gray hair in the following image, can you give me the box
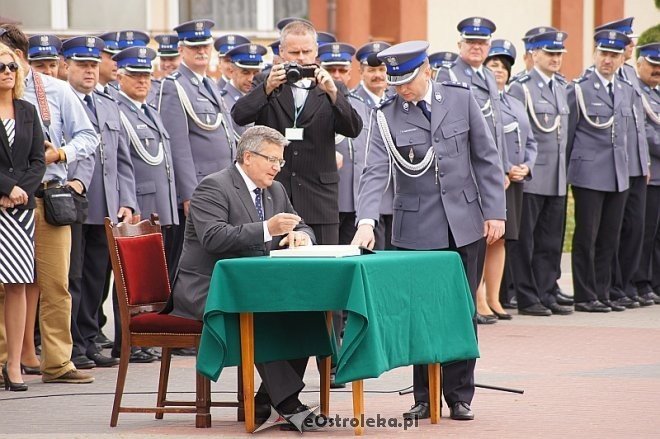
[236,125,289,163]
[280,20,318,50]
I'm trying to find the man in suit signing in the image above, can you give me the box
[168,125,318,426]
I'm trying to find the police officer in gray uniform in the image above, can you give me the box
[593,18,652,307]
[508,31,573,315]
[97,32,121,97]
[214,33,251,90]
[633,43,660,304]
[150,35,180,106]
[568,30,636,312]
[353,41,506,422]
[222,43,267,138]
[428,51,459,80]
[353,41,396,250]
[510,26,558,84]
[64,36,137,368]
[158,19,237,280]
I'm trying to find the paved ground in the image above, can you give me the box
[1,255,660,438]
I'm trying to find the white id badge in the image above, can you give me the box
[285,127,304,141]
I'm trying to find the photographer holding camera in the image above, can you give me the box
[232,20,362,245]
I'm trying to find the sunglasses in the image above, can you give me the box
[0,62,19,73]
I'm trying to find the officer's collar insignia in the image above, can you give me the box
[465,68,472,76]
[594,82,600,90]
[191,77,199,86]
[434,92,442,102]
[537,81,544,88]
[402,101,409,112]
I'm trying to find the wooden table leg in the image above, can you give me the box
[319,311,333,416]
[239,313,255,433]
[352,380,364,436]
[428,363,441,424]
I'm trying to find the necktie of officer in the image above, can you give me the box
[548,79,553,94]
[141,104,156,125]
[417,100,431,122]
[202,77,216,98]
[83,94,95,114]
[607,82,614,101]
[253,188,265,221]
[476,69,486,82]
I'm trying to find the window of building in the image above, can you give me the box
[179,0,308,31]
[68,0,147,30]
[1,1,51,29]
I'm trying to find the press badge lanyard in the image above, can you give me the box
[285,96,306,141]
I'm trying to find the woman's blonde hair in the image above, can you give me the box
[0,43,25,99]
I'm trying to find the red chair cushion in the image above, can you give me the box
[115,233,171,305]
[130,312,203,334]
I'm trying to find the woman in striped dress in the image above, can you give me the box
[0,44,45,391]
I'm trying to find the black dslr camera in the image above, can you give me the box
[283,62,317,83]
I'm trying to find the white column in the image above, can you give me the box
[256,0,274,31]
[167,0,180,30]
[51,0,68,30]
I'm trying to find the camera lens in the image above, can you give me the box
[286,67,302,83]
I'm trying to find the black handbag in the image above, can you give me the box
[71,190,89,224]
[42,186,77,226]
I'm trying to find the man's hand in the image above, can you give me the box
[183,199,191,217]
[9,186,28,205]
[65,180,84,195]
[44,141,60,165]
[117,207,133,223]
[265,63,288,96]
[279,231,311,248]
[336,151,344,170]
[509,164,529,182]
[504,174,511,189]
[351,224,376,250]
[483,219,505,245]
[0,195,14,209]
[315,67,338,103]
[266,212,301,236]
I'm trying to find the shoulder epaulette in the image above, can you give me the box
[618,77,633,87]
[515,74,531,84]
[94,89,115,101]
[349,91,365,103]
[555,74,567,85]
[375,94,395,109]
[151,78,162,84]
[573,76,588,84]
[441,80,469,89]
[166,72,181,81]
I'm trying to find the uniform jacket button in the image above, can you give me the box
[291,172,296,177]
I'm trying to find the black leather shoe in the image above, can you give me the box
[95,332,114,349]
[255,402,272,424]
[556,291,574,306]
[72,355,95,369]
[574,300,611,313]
[2,364,27,392]
[502,298,517,309]
[20,363,41,375]
[547,303,573,315]
[449,401,474,420]
[631,295,654,306]
[171,347,197,356]
[129,350,157,363]
[330,373,346,389]
[88,352,120,368]
[641,292,660,305]
[493,311,513,320]
[403,402,430,420]
[518,303,552,316]
[614,296,640,309]
[140,347,162,360]
[476,313,498,324]
[601,300,626,312]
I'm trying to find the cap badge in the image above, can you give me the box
[539,27,546,33]
[387,56,398,67]
[40,35,49,46]
[138,48,147,57]
[332,43,340,53]
[249,44,257,54]
[195,22,204,31]
[444,53,452,60]
[86,37,96,47]
[126,31,134,40]
[227,35,235,44]
[162,36,170,44]
[473,18,482,26]
[608,31,617,40]
[373,43,381,51]
[503,40,511,49]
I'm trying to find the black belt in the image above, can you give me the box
[34,180,63,198]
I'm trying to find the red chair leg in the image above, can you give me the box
[110,341,132,427]
[155,347,171,419]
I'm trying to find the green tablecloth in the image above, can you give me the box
[198,251,479,384]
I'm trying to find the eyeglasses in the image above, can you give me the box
[251,151,286,167]
[0,62,18,73]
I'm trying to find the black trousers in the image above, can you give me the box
[309,223,339,246]
[70,224,110,357]
[255,358,309,408]
[164,208,186,284]
[338,212,357,246]
[634,185,660,294]
[374,214,394,250]
[411,234,481,406]
[611,176,647,298]
[571,187,628,303]
[509,194,566,308]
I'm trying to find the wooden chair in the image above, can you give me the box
[105,214,243,428]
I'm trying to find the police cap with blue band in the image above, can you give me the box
[269,40,280,57]
[527,31,568,53]
[118,30,150,49]
[225,43,267,70]
[356,41,391,65]
[377,40,430,86]
[28,35,62,61]
[319,42,356,66]
[428,51,458,69]
[595,17,635,37]
[594,30,631,54]
[457,16,496,40]
[638,42,660,65]
[98,31,120,54]
[174,19,214,46]
[62,36,104,62]
[487,39,517,65]
[317,31,337,46]
[522,26,558,51]
[214,34,251,56]
[112,46,157,72]
[154,34,179,57]
[276,17,313,32]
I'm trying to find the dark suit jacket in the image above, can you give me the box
[231,80,363,225]
[0,100,46,209]
[168,165,315,320]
